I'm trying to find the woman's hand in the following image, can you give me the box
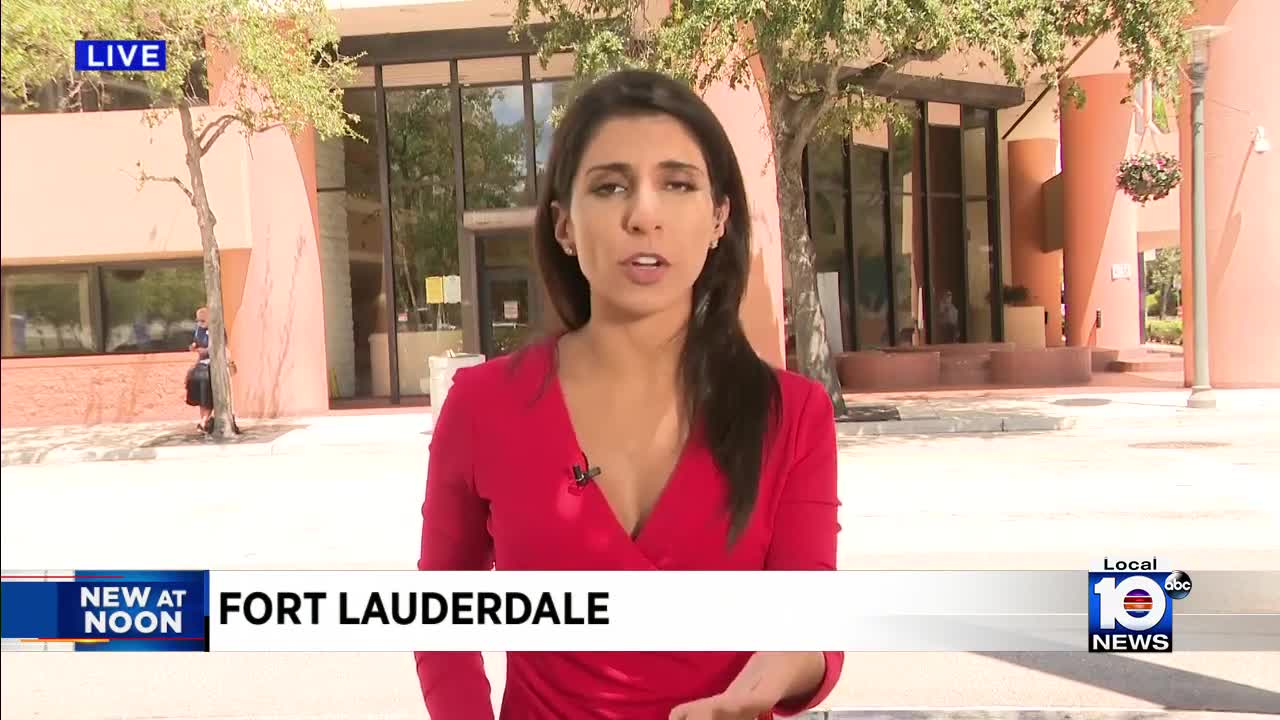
[668,652,825,720]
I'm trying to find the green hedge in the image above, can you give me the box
[1146,318,1183,345]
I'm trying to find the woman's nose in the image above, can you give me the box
[625,185,663,233]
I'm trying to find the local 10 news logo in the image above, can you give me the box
[1089,558,1192,653]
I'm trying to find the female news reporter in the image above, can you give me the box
[416,69,842,720]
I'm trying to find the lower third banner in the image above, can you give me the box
[0,570,208,652]
[2,568,1276,653]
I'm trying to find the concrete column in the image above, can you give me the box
[1180,0,1280,387]
[1008,138,1064,346]
[315,136,357,398]
[1060,73,1141,348]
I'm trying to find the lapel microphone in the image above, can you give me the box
[572,453,602,486]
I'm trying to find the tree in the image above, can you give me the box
[2,0,359,437]
[510,0,1193,416]
[1147,246,1181,317]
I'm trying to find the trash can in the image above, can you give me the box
[428,352,486,409]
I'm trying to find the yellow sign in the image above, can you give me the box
[425,276,445,304]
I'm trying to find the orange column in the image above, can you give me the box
[1180,0,1280,387]
[1060,73,1141,349]
[1008,138,1064,346]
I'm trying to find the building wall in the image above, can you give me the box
[701,71,785,368]
[1180,0,1280,387]
[0,107,329,426]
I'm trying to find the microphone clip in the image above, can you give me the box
[572,463,602,486]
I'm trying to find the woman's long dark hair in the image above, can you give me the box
[534,69,782,545]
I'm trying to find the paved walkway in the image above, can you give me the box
[4,407,1277,718]
[2,388,1277,467]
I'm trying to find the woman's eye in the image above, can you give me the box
[592,182,625,195]
[667,181,697,192]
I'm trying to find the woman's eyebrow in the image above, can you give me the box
[584,160,705,175]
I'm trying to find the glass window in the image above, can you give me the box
[928,197,966,342]
[2,270,97,356]
[386,86,464,396]
[798,98,1001,353]
[927,104,963,196]
[808,184,851,352]
[338,88,385,398]
[890,192,926,345]
[533,80,578,194]
[850,144,887,194]
[851,193,891,349]
[965,199,994,342]
[890,102,921,195]
[480,229,538,356]
[102,265,206,353]
[962,107,991,196]
[462,84,529,209]
[807,135,846,190]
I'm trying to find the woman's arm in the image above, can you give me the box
[670,379,844,720]
[760,379,843,716]
[415,367,496,720]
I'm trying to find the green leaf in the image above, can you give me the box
[2,0,360,141]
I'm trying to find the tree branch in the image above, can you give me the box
[790,61,842,160]
[138,170,194,203]
[199,115,239,155]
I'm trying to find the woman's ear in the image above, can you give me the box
[552,201,572,245]
[714,198,730,239]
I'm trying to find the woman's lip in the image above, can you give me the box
[621,262,668,285]
[620,253,669,265]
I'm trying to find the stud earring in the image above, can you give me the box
[710,239,719,250]
[563,245,576,256]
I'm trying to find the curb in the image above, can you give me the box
[836,414,1076,437]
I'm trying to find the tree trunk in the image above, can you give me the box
[178,101,239,439]
[769,108,848,417]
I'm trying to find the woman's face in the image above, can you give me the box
[553,113,728,321]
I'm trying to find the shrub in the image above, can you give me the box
[1147,292,1162,316]
[1146,317,1183,345]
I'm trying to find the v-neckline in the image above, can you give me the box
[545,337,695,545]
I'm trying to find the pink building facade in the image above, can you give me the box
[2,0,1276,427]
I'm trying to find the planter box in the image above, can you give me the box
[1004,304,1046,349]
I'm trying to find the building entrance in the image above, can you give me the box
[476,228,542,357]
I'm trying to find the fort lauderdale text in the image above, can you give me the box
[219,591,610,625]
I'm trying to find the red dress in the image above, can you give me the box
[416,337,843,719]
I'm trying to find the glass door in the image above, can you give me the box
[477,228,540,357]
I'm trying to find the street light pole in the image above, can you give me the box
[1187,26,1225,410]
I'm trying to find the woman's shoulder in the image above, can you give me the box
[442,336,557,403]
[764,366,836,447]
[769,366,830,411]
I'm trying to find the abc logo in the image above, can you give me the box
[1165,570,1193,599]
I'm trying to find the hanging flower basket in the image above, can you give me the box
[1116,151,1181,204]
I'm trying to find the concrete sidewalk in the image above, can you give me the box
[2,388,1277,467]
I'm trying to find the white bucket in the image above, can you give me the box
[428,352,486,409]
